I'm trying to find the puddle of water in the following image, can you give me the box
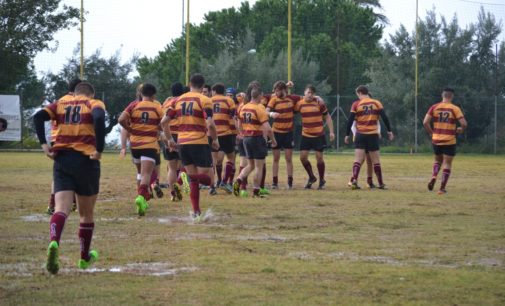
[20,214,48,222]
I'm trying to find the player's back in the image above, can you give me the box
[126,100,163,150]
[211,94,235,136]
[162,97,180,134]
[174,92,212,145]
[296,99,327,137]
[239,103,268,136]
[45,95,105,155]
[428,102,464,145]
[352,98,383,134]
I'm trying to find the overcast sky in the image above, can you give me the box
[34,0,505,75]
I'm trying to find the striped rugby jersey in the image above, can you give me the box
[267,95,301,133]
[239,102,269,137]
[295,99,328,137]
[50,94,74,142]
[170,92,213,145]
[427,102,464,145]
[211,95,236,136]
[124,100,164,151]
[350,98,384,135]
[162,97,179,134]
[44,95,106,155]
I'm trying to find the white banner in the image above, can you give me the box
[0,95,22,141]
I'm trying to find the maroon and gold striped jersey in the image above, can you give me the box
[295,99,328,137]
[350,98,383,135]
[170,92,213,145]
[211,95,236,136]
[44,95,106,155]
[123,100,164,151]
[427,102,464,145]
[267,95,301,133]
[239,103,268,137]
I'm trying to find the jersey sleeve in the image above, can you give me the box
[44,103,58,119]
[454,106,464,119]
[286,94,302,102]
[257,106,269,124]
[320,102,328,115]
[427,104,437,116]
[91,100,106,111]
[350,101,358,113]
[267,97,276,109]
[124,101,136,115]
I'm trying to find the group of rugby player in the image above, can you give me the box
[34,73,466,275]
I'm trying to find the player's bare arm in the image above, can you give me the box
[262,121,276,148]
[33,109,56,159]
[423,114,433,136]
[118,111,132,133]
[457,117,468,134]
[324,114,335,142]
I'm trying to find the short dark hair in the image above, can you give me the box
[0,117,7,131]
[305,84,316,93]
[355,85,369,95]
[212,83,225,95]
[442,87,455,99]
[75,82,95,97]
[141,83,157,98]
[204,84,211,91]
[171,82,184,97]
[183,86,190,94]
[190,74,205,89]
[273,81,287,92]
[68,78,82,92]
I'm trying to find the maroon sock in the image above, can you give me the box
[302,160,316,180]
[149,169,157,185]
[317,162,325,181]
[260,164,266,189]
[287,176,293,187]
[440,169,451,189]
[189,181,200,214]
[367,176,373,185]
[138,184,151,201]
[229,164,236,184]
[238,177,246,190]
[273,176,279,186]
[49,194,55,209]
[189,174,211,186]
[49,212,67,244]
[79,223,94,261]
[253,187,260,196]
[223,162,232,184]
[373,163,384,185]
[432,162,441,178]
[352,162,362,181]
[216,164,223,185]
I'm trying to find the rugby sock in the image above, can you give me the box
[189,174,211,186]
[432,162,441,179]
[49,212,67,244]
[302,160,316,180]
[49,194,55,209]
[367,176,373,186]
[78,223,94,261]
[440,169,451,189]
[216,164,223,185]
[373,163,384,185]
[223,161,233,184]
[189,181,201,214]
[177,168,185,185]
[261,164,266,189]
[273,176,279,186]
[237,177,246,190]
[253,187,260,196]
[138,184,151,201]
[149,169,158,185]
[229,163,236,184]
[317,162,325,181]
[352,162,362,181]
[287,176,293,187]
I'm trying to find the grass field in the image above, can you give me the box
[0,152,504,305]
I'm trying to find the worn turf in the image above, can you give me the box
[0,152,504,305]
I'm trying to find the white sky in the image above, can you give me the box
[34,0,505,75]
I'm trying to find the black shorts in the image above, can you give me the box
[180,144,213,167]
[243,136,268,160]
[433,144,456,156]
[300,135,327,152]
[163,134,180,161]
[354,133,379,152]
[53,150,100,196]
[218,134,236,154]
[272,131,294,150]
[238,138,246,157]
[131,148,160,165]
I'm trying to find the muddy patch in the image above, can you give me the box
[76,262,198,276]
[20,214,48,222]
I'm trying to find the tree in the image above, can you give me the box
[0,0,79,93]
[367,8,504,149]
[46,49,137,135]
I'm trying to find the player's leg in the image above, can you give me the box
[185,145,213,220]
[252,158,266,197]
[215,151,224,186]
[285,148,294,189]
[76,194,99,269]
[47,181,55,215]
[368,150,386,189]
[350,149,366,189]
[271,148,281,188]
[220,151,235,193]
[168,159,182,201]
[300,149,316,188]
[315,150,325,189]
[135,155,155,216]
[429,149,443,191]
[438,147,455,194]
[151,157,163,198]
[365,153,376,188]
